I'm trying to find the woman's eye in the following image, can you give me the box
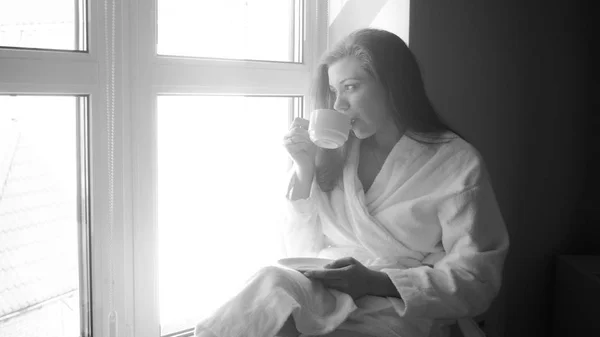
[345,84,357,91]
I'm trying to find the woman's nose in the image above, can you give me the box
[333,94,349,112]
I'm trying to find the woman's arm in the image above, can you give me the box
[382,178,509,319]
[281,117,327,256]
[282,170,327,257]
[369,271,401,298]
[288,165,314,200]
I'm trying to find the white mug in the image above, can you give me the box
[308,109,352,149]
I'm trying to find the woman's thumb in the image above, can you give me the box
[325,257,355,269]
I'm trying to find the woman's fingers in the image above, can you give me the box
[283,117,316,171]
[284,134,311,144]
[283,123,313,153]
[288,127,310,138]
[307,277,351,295]
[284,124,310,143]
[303,265,351,279]
[325,257,358,269]
[284,137,313,150]
[284,145,311,157]
[290,117,309,130]
[321,279,348,291]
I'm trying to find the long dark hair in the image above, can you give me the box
[311,28,454,192]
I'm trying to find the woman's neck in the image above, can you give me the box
[364,121,403,153]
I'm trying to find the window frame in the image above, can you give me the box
[0,0,328,335]
[0,0,144,336]
[127,1,328,336]
[0,1,127,337]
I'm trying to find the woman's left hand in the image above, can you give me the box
[303,257,385,300]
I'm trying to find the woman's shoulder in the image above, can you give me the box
[410,131,482,161]
[414,131,486,191]
[442,132,482,162]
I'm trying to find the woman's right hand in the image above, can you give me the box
[283,117,317,178]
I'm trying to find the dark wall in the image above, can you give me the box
[410,1,595,336]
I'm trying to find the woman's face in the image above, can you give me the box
[327,56,393,139]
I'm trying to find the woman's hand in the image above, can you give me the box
[303,257,396,300]
[283,118,317,178]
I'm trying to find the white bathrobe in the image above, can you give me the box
[195,133,509,337]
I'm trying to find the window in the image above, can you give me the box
[157,95,298,334]
[0,95,89,337]
[1,0,412,335]
[1,1,327,336]
[0,0,87,51]
[131,1,326,337]
[157,0,303,62]
[0,1,116,337]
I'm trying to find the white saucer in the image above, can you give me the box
[277,257,334,272]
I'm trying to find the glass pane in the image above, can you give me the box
[0,0,85,51]
[0,96,86,336]
[157,0,300,62]
[158,95,294,335]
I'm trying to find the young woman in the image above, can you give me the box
[195,28,509,337]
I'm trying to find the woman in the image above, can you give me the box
[195,28,509,337]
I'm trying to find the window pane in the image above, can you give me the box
[157,95,295,335]
[0,0,86,51]
[157,0,300,62]
[0,96,88,336]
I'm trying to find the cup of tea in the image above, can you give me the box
[308,109,352,149]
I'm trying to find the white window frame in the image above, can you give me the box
[0,0,328,335]
[0,1,131,337]
[127,1,328,337]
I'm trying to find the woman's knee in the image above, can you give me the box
[252,265,301,289]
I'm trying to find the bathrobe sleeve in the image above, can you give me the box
[381,174,510,319]
[281,173,327,257]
